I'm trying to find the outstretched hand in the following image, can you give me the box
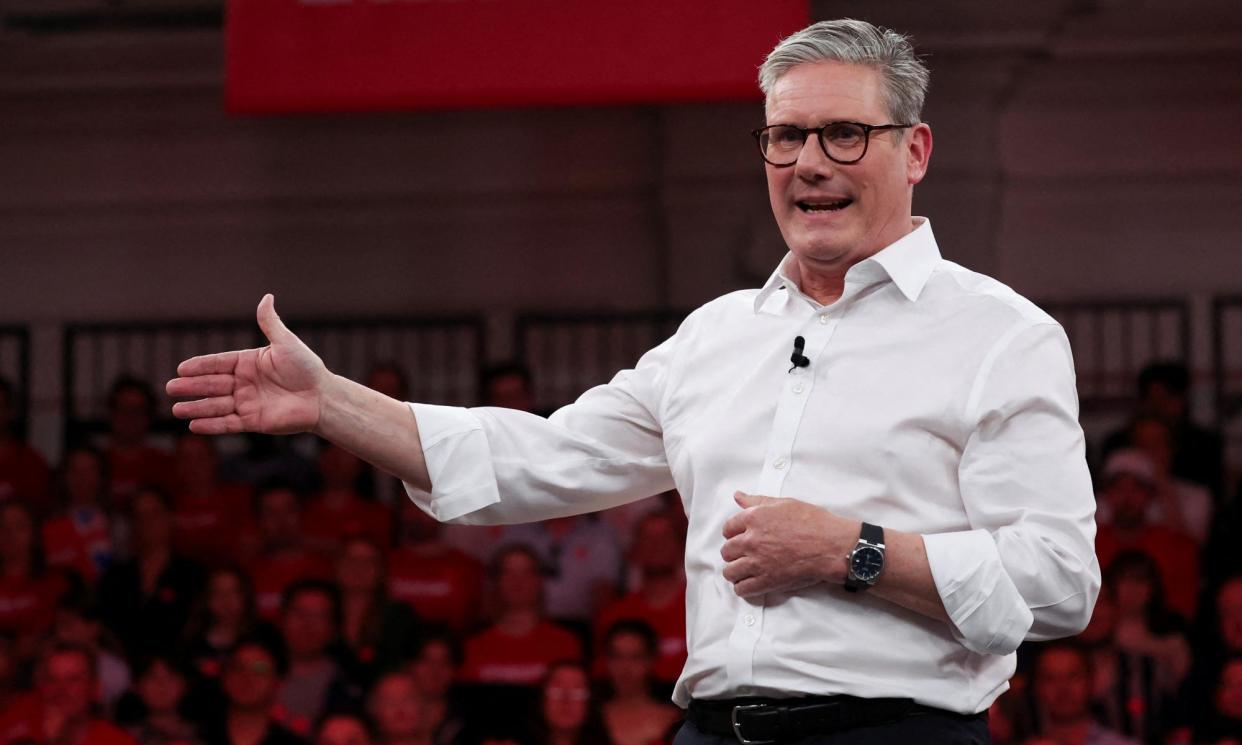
[167,294,329,435]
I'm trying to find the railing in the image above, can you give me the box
[0,326,31,439]
[1040,299,1190,413]
[61,316,485,446]
[515,311,687,410]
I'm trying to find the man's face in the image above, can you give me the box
[369,674,424,739]
[764,61,930,276]
[1218,579,1242,652]
[496,551,542,612]
[633,515,682,576]
[605,631,653,694]
[1033,648,1091,722]
[38,651,96,721]
[1103,474,1152,528]
[258,488,301,546]
[282,590,336,660]
[110,387,152,444]
[223,645,278,711]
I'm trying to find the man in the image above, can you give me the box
[168,19,1099,743]
[0,642,138,745]
[1026,643,1139,745]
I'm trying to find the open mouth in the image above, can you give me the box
[797,199,853,213]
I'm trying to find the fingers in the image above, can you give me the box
[720,536,746,563]
[722,557,755,585]
[734,491,761,509]
[731,577,766,599]
[176,351,240,378]
[171,396,236,421]
[257,293,296,347]
[188,414,246,436]
[166,374,234,398]
[722,511,748,539]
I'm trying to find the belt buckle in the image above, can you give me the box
[731,704,776,745]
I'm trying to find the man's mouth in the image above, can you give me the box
[796,199,853,213]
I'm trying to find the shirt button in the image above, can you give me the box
[743,614,756,627]
[773,457,787,470]
[819,314,829,324]
[792,383,805,394]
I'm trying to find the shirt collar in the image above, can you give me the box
[753,217,941,314]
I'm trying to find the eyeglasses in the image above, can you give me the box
[751,121,915,167]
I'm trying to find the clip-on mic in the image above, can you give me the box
[789,336,810,373]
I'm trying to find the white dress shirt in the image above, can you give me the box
[405,218,1101,714]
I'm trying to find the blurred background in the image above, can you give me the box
[2,1,1242,744]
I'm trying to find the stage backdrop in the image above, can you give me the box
[225,0,809,114]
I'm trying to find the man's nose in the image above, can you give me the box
[793,134,835,181]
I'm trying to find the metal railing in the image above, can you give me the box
[515,311,688,410]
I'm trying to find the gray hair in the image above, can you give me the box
[758,19,929,124]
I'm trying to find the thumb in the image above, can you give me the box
[257,293,296,346]
[734,491,766,509]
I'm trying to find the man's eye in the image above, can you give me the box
[825,124,864,145]
[772,127,803,146]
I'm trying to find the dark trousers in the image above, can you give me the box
[672,710,991,745]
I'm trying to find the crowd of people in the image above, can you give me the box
[0,361,1238,745]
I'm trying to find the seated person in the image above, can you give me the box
[0,642,138,745]
[598,620,681,745]
[1023,642,1139,745]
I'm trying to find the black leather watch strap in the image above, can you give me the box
[860,522,883,546]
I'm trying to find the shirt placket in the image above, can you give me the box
[725,303,844,691]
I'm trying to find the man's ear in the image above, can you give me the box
[906,123,933,186]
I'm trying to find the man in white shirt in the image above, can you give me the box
[168,18,1100,743]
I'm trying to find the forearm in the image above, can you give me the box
[314,373,431,492]
[865,529,950,624]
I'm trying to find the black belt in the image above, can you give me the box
[687,695,977,744]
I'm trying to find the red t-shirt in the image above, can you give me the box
[1095,524,1200,620]
[460,621,583,686]
[0,694,139,745]
[249,549,334,619]
[302,493,392,549]
[0,572,69,636]
[387,546,484,633]
[42,509,112,583]
[593,584,688,684]
[106,445,176,507]
[173,483,255,568]
[0,441,51,515]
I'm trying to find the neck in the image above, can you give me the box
[228,707,270,734]
[611,687,651,704]
[1044,718,1091,745]
[640,572,681,603]
[147,710,182,729]
[497,609,539,635]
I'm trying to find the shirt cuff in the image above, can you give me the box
[403,403,502,523]
[922,529,1033,656]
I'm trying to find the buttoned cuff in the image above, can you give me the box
[403,403,501,522]
[922,529,1033,656]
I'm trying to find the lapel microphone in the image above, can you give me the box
[789,336,811,372]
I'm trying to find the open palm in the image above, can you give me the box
[167,294,328,435]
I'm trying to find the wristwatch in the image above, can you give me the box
[844,522,885,593]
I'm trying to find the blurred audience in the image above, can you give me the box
[52,594,131,714]
[315,713,373,745]
[0,501,72,663]
[248,484,333,620]
[1094,448,1200,619]
[405,631,466,745]
[104,376,176,507]
[1025,642,1139,745]
[386,503,483,636]
[172,434,255,569]
[367,671,434,745]
[0,378,51,515]
[532,662,609,745]
[274,580,356,737]
[598,620,680,745]
[334,537,419,687]
[460,545,582,686]
[1102,362,1224,497]
[99,487,204,660]
[0,642,139,745]
[125,654,199,745]
[304,444,391,552]
[42,446,116,583]
[202,637,305,745]
[593,512,687,688]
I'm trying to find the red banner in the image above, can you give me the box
[225,0,810,114]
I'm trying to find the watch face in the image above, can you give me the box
[850,546,884,583]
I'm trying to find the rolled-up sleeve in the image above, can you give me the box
[405,335,678,526]
[923,320,1100,656]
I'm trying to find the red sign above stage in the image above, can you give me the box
[225,0,810,114]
